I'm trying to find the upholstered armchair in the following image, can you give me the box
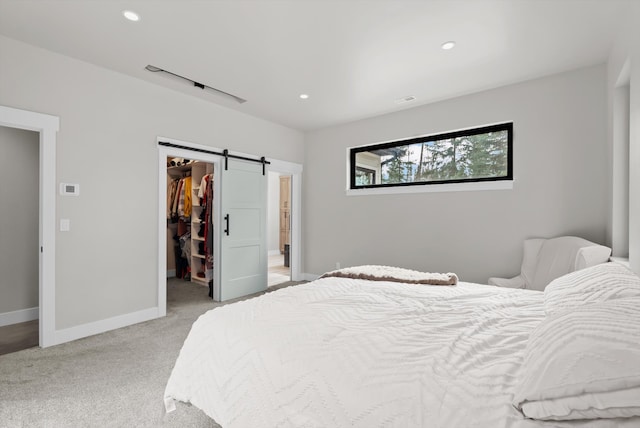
[488,236,612,291]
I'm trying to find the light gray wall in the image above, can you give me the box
[0,35,304,329]
[304,65,608,283]
[611,85,630,257]
[607,3,640,273]
[0,126,39,314]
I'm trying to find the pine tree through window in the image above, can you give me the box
[350,123,513,189]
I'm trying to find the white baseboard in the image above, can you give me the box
[166,269,176,278]
[0,307,39,327]
[302,273,320,281]
[51,307,160,347]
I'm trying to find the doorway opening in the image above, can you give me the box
[267,171,291,286]
[0,106,58,348]
[158,143,220,316]
[0,126,39,355]
[166,156,215,308]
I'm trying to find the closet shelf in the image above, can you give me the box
[193,254,206,259]
[167,165,194,177]
[192,275,207,284]
[193,236,205,242]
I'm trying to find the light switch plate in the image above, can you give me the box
[60,219,70,232]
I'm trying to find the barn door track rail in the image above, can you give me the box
[159,141,270,175]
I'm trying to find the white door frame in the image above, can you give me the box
[157,137,303,310]
[268,159,303,282]
[157,138,221,315]
[0,105,58,348]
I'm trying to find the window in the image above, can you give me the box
[349,122,513,190]
[355,166,376,186]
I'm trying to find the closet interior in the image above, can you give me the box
[166,157,214,298]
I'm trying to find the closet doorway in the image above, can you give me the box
[166,157,215,305]
[159,142,221,315]
[157,138,303,314]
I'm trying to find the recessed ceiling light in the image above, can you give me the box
[123,10,140,22]
[299,94,309,100]
[441,41,456,50]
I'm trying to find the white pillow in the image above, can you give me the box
[544,262,640,316]
[513,298,640,420]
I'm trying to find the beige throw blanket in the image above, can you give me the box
[319,265,458,286]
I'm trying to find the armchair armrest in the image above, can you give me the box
[488,275,526,289]
[574,245,612,270]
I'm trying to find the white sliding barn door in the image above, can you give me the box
[219,158,267,301]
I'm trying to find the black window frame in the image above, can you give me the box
[349,122,513,190]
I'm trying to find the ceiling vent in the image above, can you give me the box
[395,95,416,105]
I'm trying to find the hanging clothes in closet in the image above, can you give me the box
[194,173,214,296]
[168,175,193,221]
[168,173,193,279]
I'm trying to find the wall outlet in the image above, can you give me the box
[335,262,341,269]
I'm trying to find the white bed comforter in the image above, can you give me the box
[164,278,632,428]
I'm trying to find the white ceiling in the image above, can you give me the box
[0,0,630,131]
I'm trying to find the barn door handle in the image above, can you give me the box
[224,214,230,236]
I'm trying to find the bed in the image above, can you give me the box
[164,264,640,427]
